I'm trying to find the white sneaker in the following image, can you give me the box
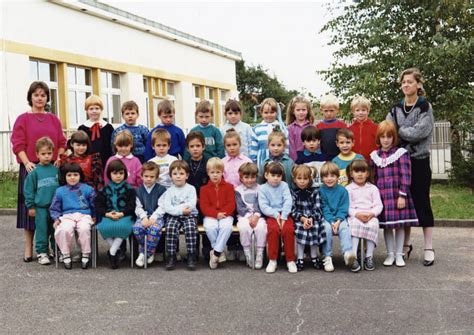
[209,250,219,269]
[383,253,395,266]
[156,253,164,262]
[218,252,227,263]
[147,254,155,265]
[265,260,277,273]
[323,256,334,272]
[135,253,145,267]
[255,253,264,270]
[38,253,51,265]
[395,253,406,267]
[287,261,297,273]
[344,251,356,267]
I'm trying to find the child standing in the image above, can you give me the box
[291,165,326,272]
[250,98,289,170]
[258,162,297,273]
[50,163,96,270]
[200,158,236,269]
[235,163,267,269]
[133,162,167,267]
[370,120,418,267]
[104,130,142,188]
[319,162,356,272]
[159,160,199,270]
[60,130,103,191]
[111,101,149,163]
[260,130,294,188]
[78,95,114,166]
[316,94,347,160]
[184,100,225,160]
[24,137,60,265]
[144,99,186,160]
[96,160,136,269]
[348,96,378,161]
[220,99,253,157]
[346,159,383,272]
[148,129,178,188]
[332,129,364,186]
[222,129,252,188]
[295,126,330,186]
[286,96,315,161]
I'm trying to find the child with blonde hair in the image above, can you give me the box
[316,94,347,159]
[348,96,378,161]
[286,96,315,161]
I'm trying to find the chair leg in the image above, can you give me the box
[144,236,148,269]
[360,239,365,270]
[55,240,59,269]
[250,231,256,270]
[91,225,97,269]
[129,235,134,268]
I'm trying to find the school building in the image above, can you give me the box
[0,0,241,135]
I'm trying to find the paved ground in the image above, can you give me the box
[0,215,473,334]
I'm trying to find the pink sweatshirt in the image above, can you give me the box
[288,120,312,161]
[222,154,252,188]
[104,154,143,188]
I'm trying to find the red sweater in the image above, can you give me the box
[349,118,378,161]
[199,179,236,218]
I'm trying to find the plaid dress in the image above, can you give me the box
[370,147,419,229]
[291,187,326,246]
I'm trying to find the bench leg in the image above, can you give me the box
[360,239,365,270]
[91,225,97,269]
[129,235,134,268]
[55,239,59,269]
[144,236,148,269]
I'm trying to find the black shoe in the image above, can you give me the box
[351,259,361,272]
[403,244,413,260]
[187,253,197,271]
[296,259,304,272]
[311,257,323,270]
[108,251,119,269]
[23,256,33,263]
[81,257,90,270]
[165,256,177,270]
[119,240,127,262]
[364,256,375,271]
[423,249,435,266]
[63,257,72,270]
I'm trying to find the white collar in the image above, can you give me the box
[370,148,407,168]
[83,119,107,127]
[115,153,134,159]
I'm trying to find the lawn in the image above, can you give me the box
[0,176,472,220]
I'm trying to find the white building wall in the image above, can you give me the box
[121,72,147,125]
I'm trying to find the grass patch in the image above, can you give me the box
[0,173,18,209]
[430,183,474,220]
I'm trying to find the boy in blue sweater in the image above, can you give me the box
[319,162,356,272]
[111,101,149,163]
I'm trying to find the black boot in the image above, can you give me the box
[165,255,176,270]
[187,253,197,271]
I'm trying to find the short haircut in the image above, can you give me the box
[376,120,399,147]
[224,99,242,114]
[268,128,286,145]
[106,159,128,181]
[346,159,373,184]
[196,100,213,116]
[399,67,425,96]
[27,81,50,107]
[35,136,54,152]
[157,99,175,116]
[141,161,160,177]
[260,98,278,114]
[152,128,171,146]
[59,162,84,186]
[336,128,354,141]
[301,126,320,142]
[121,100,139,114]
[68,130,91,154]
[263,161,285,179]
[206,157,224,172]
[350,96,371,112]
[84,95,103,110]
[292,164,313,181]
[286,96,314,124]
[169,160,190,175]
[320,94,339,110]
[224,128,241,145]
[186,131,205,147]
[114,130,134,150]
[238,162,258,178]
[320,161,340,178]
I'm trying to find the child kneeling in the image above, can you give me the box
[50,163,96,270]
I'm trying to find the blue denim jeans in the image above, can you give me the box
[321,219,352,257]
[203,216,234,253]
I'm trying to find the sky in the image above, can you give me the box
[102,1,343,98]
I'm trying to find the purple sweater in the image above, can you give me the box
[288,120,312,161]
[104,154,143,188]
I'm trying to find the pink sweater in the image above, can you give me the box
[104,154,143,188]
[222,154,252,188]
[11,112,67,163]
[346,182,383,218]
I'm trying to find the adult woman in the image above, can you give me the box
[11,81,67,262]
[387,68,435,266]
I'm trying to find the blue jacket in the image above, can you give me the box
[49,183,96,220]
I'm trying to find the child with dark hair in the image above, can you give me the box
[50,163,96,270]
[96,160,136,269]
[332,128,364,186]
[220,99,253,156]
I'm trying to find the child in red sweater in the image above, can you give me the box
[200,157,236,269]
[348,96,378,161]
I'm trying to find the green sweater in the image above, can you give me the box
[23,164,59,208]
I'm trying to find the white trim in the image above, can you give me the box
[370,148,408,168]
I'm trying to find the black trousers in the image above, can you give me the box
[410,157,434,227]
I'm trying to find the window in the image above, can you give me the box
[29,59,58,115]
[101,71,121,124]
[68,66,92,127]
[193,85,202,110]
[205,87,216,124]
[219,89,229,125]
[166,81,175,102]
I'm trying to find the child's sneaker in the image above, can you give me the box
[351,259,361,272]
[135,253,145,267]
[323,256,334,272]
[186,253,197,271]
[395,253,406,267]
[255,253,264,270]
[209,250,219,269]
[165,255,177,270]
[38,253,51,265]
[63,256,72,270]
[364,256,375,271]
[344,251,356,267]
[383,253,395,266]
[311,257,323,270]
[81,256,90,270]
[296,259,304,272]
[287,261,297,273]
[265,260,277,273]
[147,254,155,265]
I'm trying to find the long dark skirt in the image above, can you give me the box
[410,157,435,227]
[16,164,35,230]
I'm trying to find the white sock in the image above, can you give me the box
[384,229,394,254]
[106,238,114,247]
[297,243,305,259]
[310,245,318,259]
[395,229,405,255]
[109,238,123,256]
[366,241,375,257]
[352,237,359,255]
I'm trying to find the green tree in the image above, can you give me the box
[320,1,474,185]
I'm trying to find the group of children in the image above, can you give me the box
[23,90,419,273]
